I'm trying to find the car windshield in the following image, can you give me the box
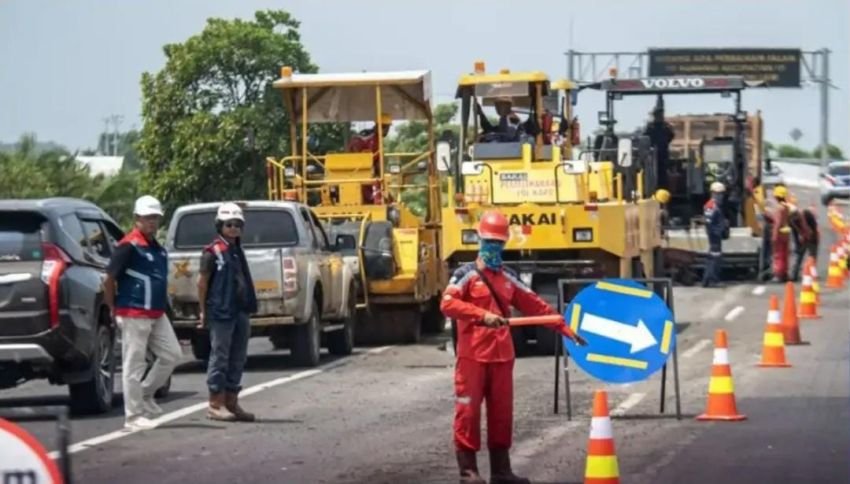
[0,212,45,262]
[828,165,850,176]
[174,209,298,249]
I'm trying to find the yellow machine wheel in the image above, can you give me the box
[354,304,422,345]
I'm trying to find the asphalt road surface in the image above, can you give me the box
[2,192,847,484]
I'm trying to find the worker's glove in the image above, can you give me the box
[570,332,589,346]
[482,312,509,328]
[559,324,589,346]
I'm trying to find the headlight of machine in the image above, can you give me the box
[461,230,479,245]
[573,228,593,243]
[284,167,295,177]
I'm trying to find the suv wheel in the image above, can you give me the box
[191,332,211,362]
[327,284,356,356]
[292,300,321,367]
[69,324,115,415]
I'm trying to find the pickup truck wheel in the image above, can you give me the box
[292,302,321,367]
[327,285,356,356]
[69,323,115,415]
[191,333,211,362]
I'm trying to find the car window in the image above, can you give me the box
[299,208,316,247]
[828,165,850,177]
[101,220,124,248]
[174,209,299,249]
[308,211,330,251]
[59,214,87,249]
[0,212,45,262]
[80,220,111,259]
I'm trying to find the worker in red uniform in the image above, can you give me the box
[347,112,392,204]
[771,185,792,282]
[441,211,586,484]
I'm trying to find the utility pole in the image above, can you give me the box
[818,48,830,169]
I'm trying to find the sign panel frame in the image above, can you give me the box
[551,277,682,420]
[648,48,802,87]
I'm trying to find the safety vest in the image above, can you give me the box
[115,229,169,318]
[203,237,258,321]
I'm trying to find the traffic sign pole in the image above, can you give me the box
[553,277,682,420]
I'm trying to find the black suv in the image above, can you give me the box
[0,198,127,414]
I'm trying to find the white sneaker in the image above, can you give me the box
[124,416,158,431]
[142,397,164,417]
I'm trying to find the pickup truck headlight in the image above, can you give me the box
[573,228,593,242]
[461,230,479,245]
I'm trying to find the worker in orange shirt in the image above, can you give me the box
[441,211,586,484]
[347,113,392,204]
[771,185,792,282]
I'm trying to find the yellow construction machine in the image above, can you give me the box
[439,62,662,355]
[267,67,446,344]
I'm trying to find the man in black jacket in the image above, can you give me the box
[198,202,258,422]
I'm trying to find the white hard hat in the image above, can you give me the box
[133,195,163,217]
[216,202,244,222]
[710,182,726,193]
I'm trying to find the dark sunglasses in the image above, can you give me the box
[224,221,244,229]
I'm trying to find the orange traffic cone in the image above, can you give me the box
[781,281,806,345]
[826,247,845,289]
[584,390,620,484]
[839,245,849,280]
[807,257,821,305]
[758,295,791,368]
[697,329,746,421]
[798,270,820,320]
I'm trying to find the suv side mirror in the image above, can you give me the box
[617,138,633,167]
[436,141,452,173]
[334,234,357,252]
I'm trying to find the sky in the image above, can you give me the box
[1,0,847,154]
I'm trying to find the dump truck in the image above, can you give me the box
[439,62,662,355]
[266,68,446,344]
[583,75,765,283]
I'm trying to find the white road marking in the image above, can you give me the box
[511,421,581,469]
[706,285,747,318]
[47,347,394,459]
[513,392,645,469]
[610,392,646,416]
[724,305,745,322]
[681,338,712,359]
[752,285,766,296]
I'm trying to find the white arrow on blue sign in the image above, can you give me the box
[563,278,676,384]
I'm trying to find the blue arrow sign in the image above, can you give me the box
[563,278,675,384]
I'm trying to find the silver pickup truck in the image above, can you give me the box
[165,201,358,367]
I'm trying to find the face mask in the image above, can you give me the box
[479,239,504,270]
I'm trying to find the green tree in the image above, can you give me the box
[0,134,140,228]
[138,10,317,214]
[382,103,459,216]
[775,144,811,159]
[95,130,143,171]
[811,144,844,160]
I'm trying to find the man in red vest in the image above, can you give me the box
[441,211,585,483]
[347,113,392,204]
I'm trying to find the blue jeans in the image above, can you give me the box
[702,237,723,286]
[206,312,250,393]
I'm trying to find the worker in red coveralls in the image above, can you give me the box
[441,211,586,484]
[771,185,792,282]
[347,112,392,204]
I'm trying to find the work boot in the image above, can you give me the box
[207,392,236,421]
[489,449,530,484]
[456,450,486,484]
[225,391,255,422]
